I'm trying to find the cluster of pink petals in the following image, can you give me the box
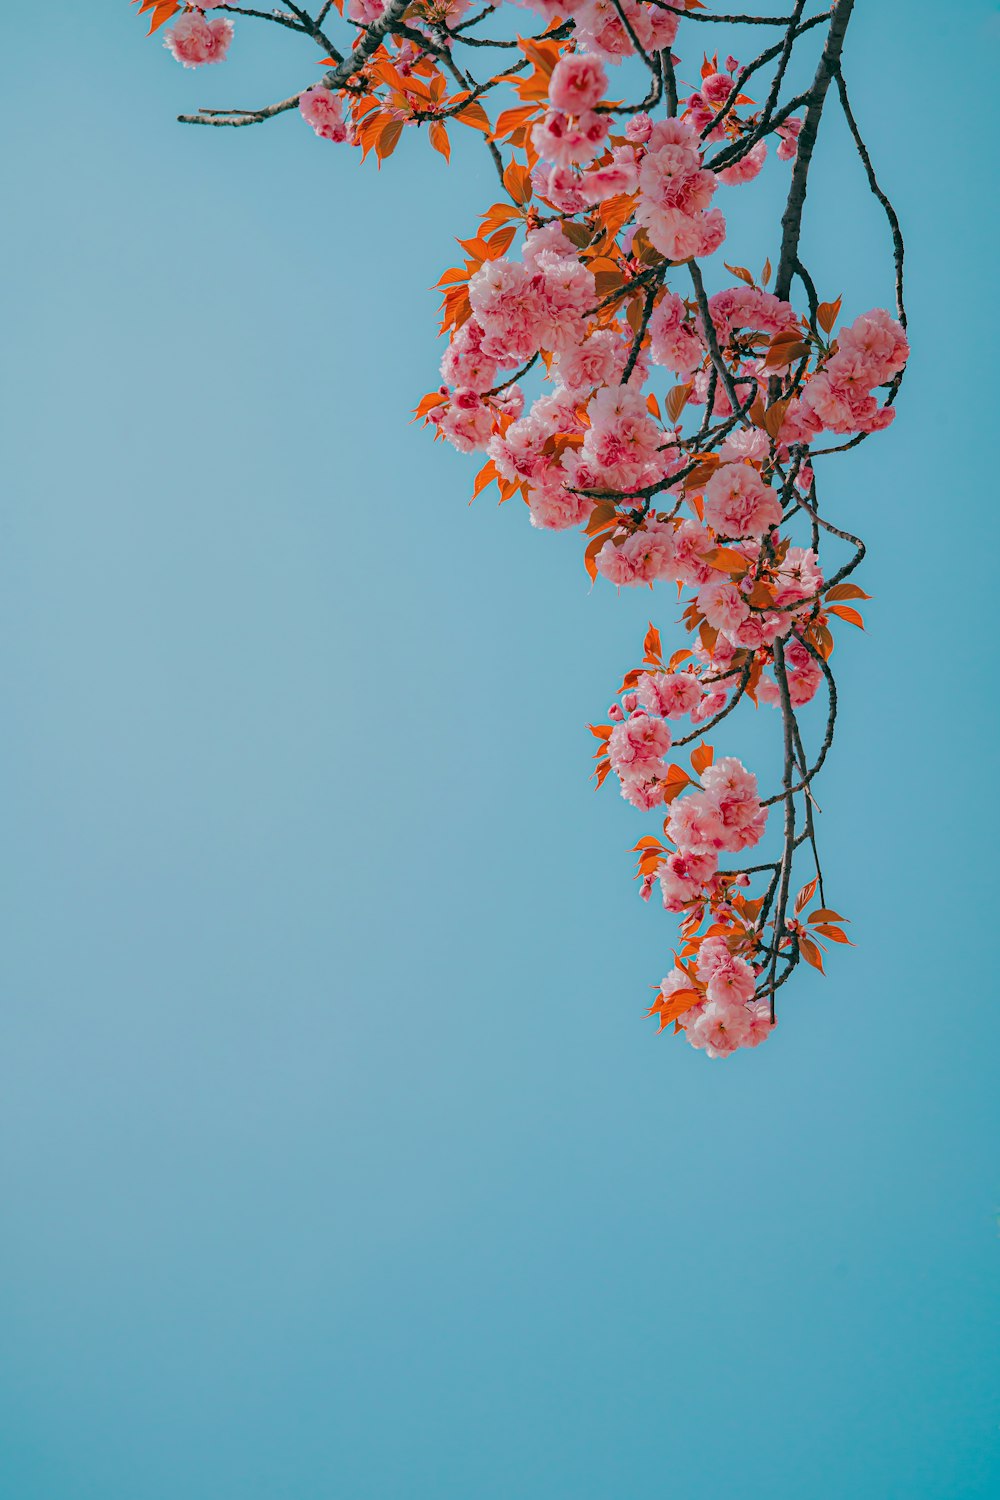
[299,86,352,143]
[164,11,233,67]
[703,462,782,540]
[547,53,608,114]
[785,308,909,437]
[532,109,610,168]
[466,238,595,367]
[566,0,679,64]
[664,756,767,859]
[347,0,387,23]
[608,712,673,808]
[635,118,726,262]
[757,636,824,707]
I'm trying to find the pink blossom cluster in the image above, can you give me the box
[659,948,772,1059]
[299,86,352,144]
[785,308,910,438]
[163,10,233,67]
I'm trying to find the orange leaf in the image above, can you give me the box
[502,159,533,206]
[472,459,498,498]
[584,531,610,581]
[826,583,871,602]
[724,262,755,287]
[588,723,612,740]
[655,988,701,1027]
[815,925,853,944]
[428,121,451,162]
[763,397,790,441]
[689,741,713,777]
[799,936,825,973]
[454,100,491,134]
[665,381,693,425]
[643,623,662,662]
[828,604,865,629]
[133,0,181,34]
[705,545,750,575]
[817,296,842,334]
[661,764,691,804]
[493,105,538,140]
[375,118,404,163]
[794,877,818,914]
[808,908,849,924]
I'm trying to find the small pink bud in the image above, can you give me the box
[608,703,624,722]
[725,55,741,75]
[622,692,639,713]
[735,872,751,887]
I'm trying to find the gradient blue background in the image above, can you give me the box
[2,3,997,1496]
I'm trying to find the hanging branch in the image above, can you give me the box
[136,0,908,1060]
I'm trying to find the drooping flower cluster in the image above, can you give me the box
[163,8,233,68]
[141,0,908,1057]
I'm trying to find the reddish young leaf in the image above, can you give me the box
[689,742,713,777]
[133,0,181,33]
[817,296,842,333]
[814,925,853,944]
[799,936,826,973]
[655,988,702,1027]
[825,583,872,602]
[794,877,818,914]
[828,604,865,629]
[661,770,691,805]
[428,121,451,162]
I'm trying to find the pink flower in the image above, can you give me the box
[532,162,589,213]
[658,849,718,910]
[299,85,350,143]
[670,520,715,587]
[665,791,726,856]
[705,955,756,1006]
[836,308,909,385]
[469,259,545,365]
[704,462,782,539]
[440,319,498,393]
[776,117,802,161]
[718,139,767,186]
[636,141,723,261]
[581,385,666,492]
[164,12,233,67]
[637,671,704,719]
[648,292,703,376]
[532,109,609,168]
[574,0,678,63]
[548,53,608,113]
[579,147,640,203]
[686,999,751,1057]
[742,1001,773,1046]
[772,546,823,609]
[719,427,770,465]
[609,713,672,778]
[555,330,620,395]
[526,474,593,531]
[697,577,750,636]
[347,0,387,21]
[436,390,494,453]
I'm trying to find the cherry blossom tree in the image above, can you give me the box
[133,0,907,1058]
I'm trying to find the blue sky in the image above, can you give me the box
[1,3,997,1496]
